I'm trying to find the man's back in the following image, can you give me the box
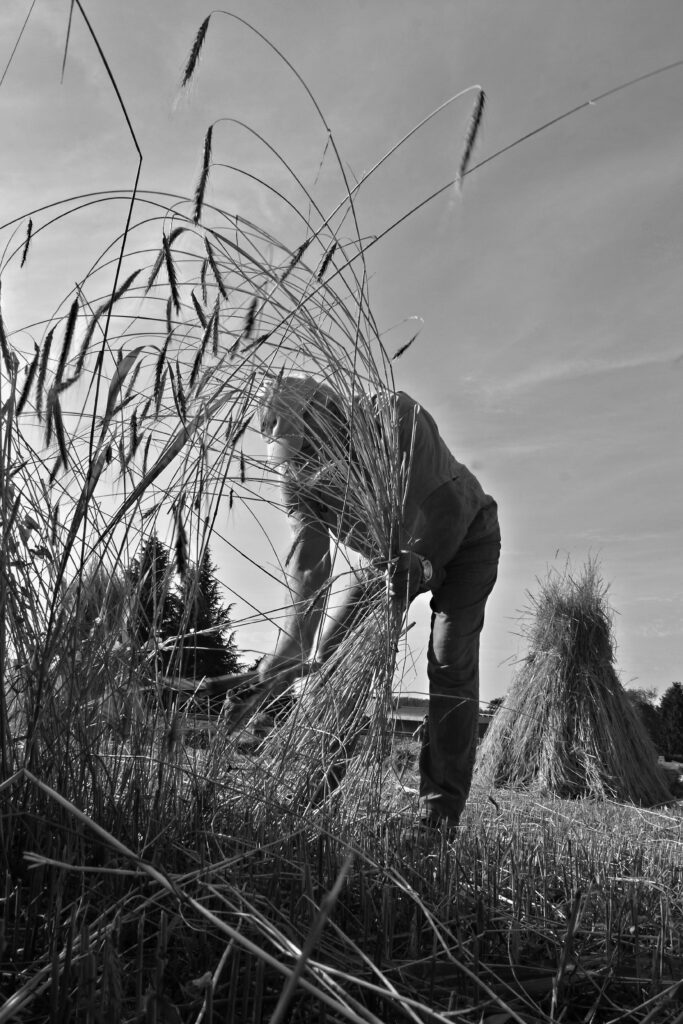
[388,391,497,548]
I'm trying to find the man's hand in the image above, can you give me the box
[223,661,321,733]
[376,551,430,602]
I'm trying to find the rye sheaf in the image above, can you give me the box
[476,559,673,806]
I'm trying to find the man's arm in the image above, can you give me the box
[390,479,473,600]
[319,480,471,657]
[258,510,332,687]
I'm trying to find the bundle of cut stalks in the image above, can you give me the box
[249,578,403,814]
[255,383,407,808]
[476,560,672,805]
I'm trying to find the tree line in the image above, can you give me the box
[626,683,683,760]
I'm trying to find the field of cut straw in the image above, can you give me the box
[1,7,682,1022]
[2,748,683,1022]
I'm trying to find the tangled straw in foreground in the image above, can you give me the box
[0,8,487,812]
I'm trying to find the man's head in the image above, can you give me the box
[259,376,347,469]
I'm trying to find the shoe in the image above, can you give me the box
[401,810,460,844]
[420,810,460,832]
[424,799,461,829]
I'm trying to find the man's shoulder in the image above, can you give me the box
[370,389,419,420]
[394,390,416,408]
[394,391,436,423]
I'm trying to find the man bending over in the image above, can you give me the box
[217,376,499,827]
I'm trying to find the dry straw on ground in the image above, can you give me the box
[476,559,672,805]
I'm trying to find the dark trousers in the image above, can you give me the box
[418,528,501,819]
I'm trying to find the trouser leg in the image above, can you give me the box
[418,532,500,820]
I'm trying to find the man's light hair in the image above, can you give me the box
[258,375,349,468]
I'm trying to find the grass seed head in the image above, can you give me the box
[146,248,165,292]
[391,330,419,361]
[155,367,167,418]
[211,297,219,356]
[174,506,188,577]
[243,296,258,338]
[193,123,214,225]
[181,15,211,88]
[20,217,33,268]
[204,237,228,300]
[36,325,55,422]
[162,233,181,314]
[55,297,79,387]
[200,257,208,304]
[142,435,152,476]
[317,241,337,282]
[279,238,311,284]
[17,344,40,416]
[190,290,207,329]
[458,87,486,183]
[52,396,69,472]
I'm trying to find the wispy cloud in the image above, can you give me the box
[478,349,681,399]
[481,439,559,459]
[572,528,672,545]
[633,619,683,639]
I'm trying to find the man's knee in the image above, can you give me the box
[428,626,480,677]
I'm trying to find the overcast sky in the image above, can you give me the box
[1,0,682,701]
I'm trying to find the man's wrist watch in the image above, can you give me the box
[416,555,433,588]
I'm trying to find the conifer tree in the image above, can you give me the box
[175,546,241,679]
[659,682,683,759]
[128,534,182,647]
